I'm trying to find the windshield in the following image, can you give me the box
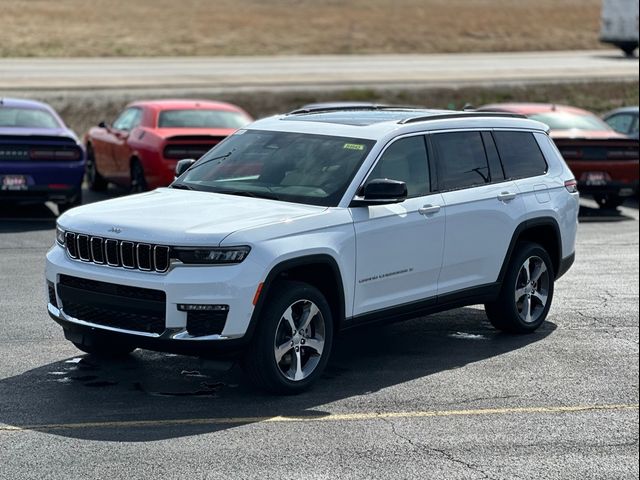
[177,130,375,206]
[529,112,612,131]
[0,107,60,129]
[158,109,250,129]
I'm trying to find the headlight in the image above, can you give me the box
[56,225,66,246]
[173,246,251,265]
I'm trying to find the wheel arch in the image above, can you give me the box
[498,217,563,282]
[246,254,346,342]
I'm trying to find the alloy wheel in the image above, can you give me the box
[273,299,326,382]
[514,255,550,323]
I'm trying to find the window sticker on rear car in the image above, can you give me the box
[343,143,365,151]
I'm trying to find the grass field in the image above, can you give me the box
[2,0,605,57]
[22,80,638,136]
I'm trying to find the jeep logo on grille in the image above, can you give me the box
[108,227,122,234]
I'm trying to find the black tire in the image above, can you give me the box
[594,194,624,210]
[485,241,555,334]
[86,144,108,192]
[72,340,135,357]
[242,280,334,394]
[57,188,82,215]
[130,158,148,193]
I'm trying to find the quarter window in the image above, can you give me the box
[367,136,430,198]
[493,131,547,179]
[432,131,490,190]
[605,113,633,134]
[113,108,142,131]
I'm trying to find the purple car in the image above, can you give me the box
[0,98,84,213]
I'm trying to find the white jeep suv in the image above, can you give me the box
[46,107,579,394]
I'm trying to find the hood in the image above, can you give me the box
[58,188,326,246]
[550,129,628,140]
[0,127,79,142]
[152,128,237,140]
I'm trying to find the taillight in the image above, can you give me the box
[29,148,81,161]
[564,179,578,193]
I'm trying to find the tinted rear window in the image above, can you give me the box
[529,112,610,131]
[432,131,490,190]
[493,131,547,179]
[0,108,60,129]
[158,110,249,129]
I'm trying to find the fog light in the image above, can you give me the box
[177,304,229,312]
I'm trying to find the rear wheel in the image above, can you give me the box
[86,144,108,192]
[130,159,147,193]
[594,194,624,210]
[485,242,554,333]
[243,281,334,394]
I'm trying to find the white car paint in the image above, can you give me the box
[46,111,579,347]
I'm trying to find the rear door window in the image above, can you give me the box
[493,131,547,179]
[431,131,490,191]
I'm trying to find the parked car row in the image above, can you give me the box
[475,103,639,209]
[1,97,637,214]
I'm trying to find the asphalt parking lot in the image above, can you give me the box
[0,191,638,480]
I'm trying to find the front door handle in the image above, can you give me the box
[497,192,518,202]
[418,204,441,215]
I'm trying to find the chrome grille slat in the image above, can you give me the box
[154,245,170,273]
[136,243,152,271]
[120,241,136,269]
[90,237,105,264]
[77,234,91,262]
[65,232,78,258]
[63,231,170,273]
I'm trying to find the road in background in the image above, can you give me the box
[0,195,638,479]
[1,50,638,91]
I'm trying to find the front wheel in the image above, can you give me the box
[243,281,334,394]
[485,242,554,333]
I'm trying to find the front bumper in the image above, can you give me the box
[45,244,263,352]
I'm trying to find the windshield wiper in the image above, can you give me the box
[214,189,280,201]
[170,182,195,190]
[184,150,234,173]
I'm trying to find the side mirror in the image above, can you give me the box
[175,158,196,178]
[98,121,108,129]
[351,178,408,206]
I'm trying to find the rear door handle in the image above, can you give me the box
[418,204,441,215]
[497,192,517,202]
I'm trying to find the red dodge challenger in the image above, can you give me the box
[85,99,253,192]
[477,103,639,209]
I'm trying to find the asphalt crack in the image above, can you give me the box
[381,416,499,480]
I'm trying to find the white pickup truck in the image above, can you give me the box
[600,0,639,56]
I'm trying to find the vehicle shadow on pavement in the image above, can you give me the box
[0,308,556,442]
[578,203,637,222]
[0,203,57,232]
[0,185,127,233]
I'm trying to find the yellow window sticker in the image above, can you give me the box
[343,143,365,151]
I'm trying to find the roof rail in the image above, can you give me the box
[287,104,419,115]
[399,112,527,124]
